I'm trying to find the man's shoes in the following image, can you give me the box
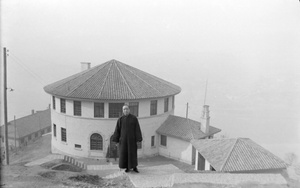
[125,168,130,173]
[133,167,139,173]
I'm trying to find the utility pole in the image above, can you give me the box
[186,102,189,119]
[14,116,16,153]
[3,47,9,165]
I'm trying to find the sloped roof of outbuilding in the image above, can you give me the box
[3,109,51,138]
[44,59,181,100]
[156,115,221,142]
[191,138,287,172]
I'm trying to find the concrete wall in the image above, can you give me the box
[158,135,193,164]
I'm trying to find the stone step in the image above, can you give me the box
[103,171,125,179]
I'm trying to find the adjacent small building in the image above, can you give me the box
[191,138,287,173]
[157,105,221,164]
[0,109,51,150]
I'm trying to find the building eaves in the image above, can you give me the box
[44,59,181,100]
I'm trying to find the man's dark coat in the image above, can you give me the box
[112,113,143,169]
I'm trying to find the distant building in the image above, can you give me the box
[0,109,51,150]
[44,60,221,164]
[191,138,287,173]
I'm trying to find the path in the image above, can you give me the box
[24,154,288,188]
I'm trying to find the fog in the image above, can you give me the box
[1,0,300,159]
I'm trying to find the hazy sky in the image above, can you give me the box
[1,0,300,158]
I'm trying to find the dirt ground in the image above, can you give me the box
[1,135,134,188]
[1,134,300,188]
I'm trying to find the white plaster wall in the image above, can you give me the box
[138,113,170,156]
[139,100,150,118]
[66,99,73,116]
[168,97,173,110]
[157,98,164,114]
[52,111,115,158]
[158,136,192,164]
[195,151,199,170]
[51,109,171,158]
[104,103,109,118]
[205,159,211,170]
[82,101,93,118]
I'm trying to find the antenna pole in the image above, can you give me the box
[203,79,208,105]
[186,102,189,119]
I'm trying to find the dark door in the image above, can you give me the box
[192,146,196,165]
[107,135,119,158]
[197,152,205,170]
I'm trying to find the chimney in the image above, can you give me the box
[32,109,35,114]
[81,62,91,71]
[200,105,210,135]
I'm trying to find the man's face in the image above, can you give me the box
[123,106,130,116]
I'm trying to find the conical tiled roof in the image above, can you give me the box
[191,138,287,172]
[44,59,181,100]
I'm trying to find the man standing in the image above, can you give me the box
[112,104,143,173]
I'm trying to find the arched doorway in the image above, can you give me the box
[107,135,119,158]
[90,133,103,150]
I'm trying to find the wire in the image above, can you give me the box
[8,52,46,86]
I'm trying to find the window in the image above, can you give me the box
[129,102,139,117]
[52,96,56,110]
[75,144,81,149]
[109,103,124,118]
[164,98,169,112]
[73,101,81,116]
[94,102,104,118]
[61,128,67,142]
[90,133,103,150]
[53,124,56,137]
[150,100,157,116]
[151,136,155,147]
[20,138,24,144]
[172,96,175,109]
[160,135,167,146]
[137,142,142,149]
[61,99,66,113]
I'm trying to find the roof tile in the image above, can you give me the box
[156,115,221,141]
[4,109,51,138]
[191,138,287,172]
[44,60,181,100]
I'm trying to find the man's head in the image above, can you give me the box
[123,104,130,116]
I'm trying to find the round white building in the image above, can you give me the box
[44,59,181,159]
